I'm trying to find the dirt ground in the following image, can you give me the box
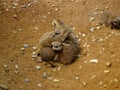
[0,0,120,90]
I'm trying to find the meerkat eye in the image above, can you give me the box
[113,21,118,24]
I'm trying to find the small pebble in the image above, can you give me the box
[32,52,36,55]
[105,62,111,67]
[48,12,51,14]
[32,52,37,57]
[91,75,96,79]
[42,72,47,78]
[23,44,29,48]
[18,28,22,31]
[99,39,103,42]
[90,27,95,32]
[104,69,110,74]
[13,14,17,18]
[55,8,58,11]
[89,59,99,63]
[32,54,37,58]
[51,4,55,7]
[37,57,43,63]
[82,81,87,87]
[47,77,53,80]
[3,64,8,68]
[82,34,86,37]
[103,85,107,88]
[0,84,9,90]
[21,47,25,51]
[34,27,39,30]
[96,26,101,30]
[114,78,119,82]
[15,64,19,69]
[105,6,109,10]
[37,83,42,88]
[6,8,9,11]
[89,17,95,21]
[35,66,41,70]
[99,81,103,85]
[24,79,30,82]
[100,11,104,13]
[32,46,37,50]
[14,71,19,74]
[53,79,60,82]
[75,77,80,80]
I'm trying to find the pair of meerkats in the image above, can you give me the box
[37,19,80,67]
[37,15,120,67]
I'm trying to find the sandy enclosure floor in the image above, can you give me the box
[0,0,120,90]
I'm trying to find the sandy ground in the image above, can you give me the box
[0,0,120,90]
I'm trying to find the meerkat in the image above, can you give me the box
[36,19,73,55]
[36,19,80,67]
[98,11,120,29]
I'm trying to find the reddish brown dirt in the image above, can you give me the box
[0,0,120,90]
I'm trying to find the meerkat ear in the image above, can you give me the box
[52,19,65,28]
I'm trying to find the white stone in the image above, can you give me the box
[23,44,29,48]
[32,54,37,58]
[99,81,103,85]
[53,79,60,82]
[89,59,98,63]
[24,79,29,82]
[21,47,25,51]
[34,27,39,30]
[82,34,86,37]
[15,64,19,69]
[37,83,42,88]
[32,52,36,55]
[82,81,87,86]
[96,26,101,30]
[104,69,110,73]
[3,64,8,68]
[75,77,80,80]
[47,77,53,80]
[32,47,37,50]
[55,8,58,11]
[90,27,95,32]
[89,17,95,21]
[35,66,41,70]
[105,62,111,67]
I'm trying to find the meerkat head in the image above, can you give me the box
[52,41,62,51]
[110,17,120,29]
